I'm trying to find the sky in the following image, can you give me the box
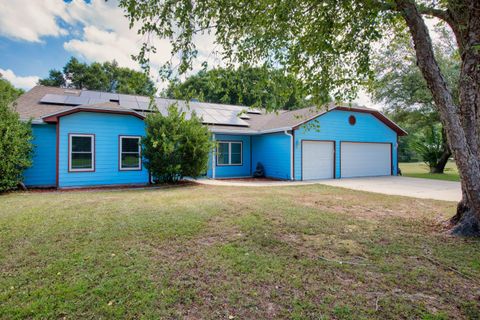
[0,0,378,108]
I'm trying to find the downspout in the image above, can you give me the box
[284,130,294,180]
[212,133,216,179]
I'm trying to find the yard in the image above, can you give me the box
[1,184,479,319]
[400,161,460,182]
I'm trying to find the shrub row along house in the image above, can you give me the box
[14,86,407,188]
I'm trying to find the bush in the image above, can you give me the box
[0,84,33,191]
[142,104,213,183]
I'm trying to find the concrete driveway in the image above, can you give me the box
[197,176,461,201]
[317,176,461,202]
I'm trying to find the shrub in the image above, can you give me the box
[0,82,33,191]
[142,104,213,183]
[411,124,445,172]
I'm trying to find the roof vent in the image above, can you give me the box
[109,98,120,103]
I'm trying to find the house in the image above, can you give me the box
[14,86,407,188]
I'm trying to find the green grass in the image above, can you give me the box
[1,184,479,319]
[400,161,460,181]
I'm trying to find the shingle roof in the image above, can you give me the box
[14,86,73,121]
[14,85,406,135]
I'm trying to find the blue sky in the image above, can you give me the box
[0,0,199,90]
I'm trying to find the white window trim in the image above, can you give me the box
[216,141,243,166]
[69,134,95,172]
[119,135,142,171]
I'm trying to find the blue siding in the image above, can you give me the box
[252,133,291,180]
[294,110,398,180]
[58,112,149,187]
[207,134,251,178]
[24,124,57,187]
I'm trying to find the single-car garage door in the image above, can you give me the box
[302,141,334,180]
[341,142,391,178]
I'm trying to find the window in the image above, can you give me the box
[217,141,242,166]
[119,136,141,170]
[69,134,94,172]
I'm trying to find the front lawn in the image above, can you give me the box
[1,184,479,319]
[400,161,460,182]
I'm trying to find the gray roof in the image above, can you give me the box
[14,85,407,135]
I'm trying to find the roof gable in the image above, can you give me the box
[291,106,407,136]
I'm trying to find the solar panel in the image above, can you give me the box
[119,98,139,109]
[80,91,101,99]
[118,94,136,101]
[65,95,88,105]
[39,92,251,126]
[40,94,67,104]
[194,109,217,124]
[135,96,150,103]
[100,92,120,101]
[216,109,250,126]
[136,101,151,110]
[87,98,107,105]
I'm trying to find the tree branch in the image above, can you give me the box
[417,6,451,24]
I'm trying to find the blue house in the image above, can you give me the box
[15,86,406,188]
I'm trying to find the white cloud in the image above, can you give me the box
[0,0,68,42]
[0,68,39,89]
[60,0,219,90]
[64,26,140,70]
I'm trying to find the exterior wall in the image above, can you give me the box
[24,123,57,187]
[294,110,398,180]
[252,132,291,180]
[207,134,251,178]
[58,112,148,187]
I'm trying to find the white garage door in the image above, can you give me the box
[341,142,391,178]
[302,141,334,180]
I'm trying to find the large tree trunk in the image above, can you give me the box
[396,0,480,236]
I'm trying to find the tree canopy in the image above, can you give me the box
[164,66,308,110]
[0,77,23,105]
[39,57,156,96]
[0,78,32,191]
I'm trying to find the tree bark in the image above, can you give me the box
[395,0,480,236]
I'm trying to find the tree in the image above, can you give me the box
[0,78,32,192]
[165,66,308,110]
[142,105,213,183]
[369,30,459,172]
[119,0,480,236]
[39,57,156,96]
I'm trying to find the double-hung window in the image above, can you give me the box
[119,136,142,170]
[69,134,95,172]
[217,141,242,166]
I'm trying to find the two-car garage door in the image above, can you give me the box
[302,141,391,180]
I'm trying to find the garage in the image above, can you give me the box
[302,140,335,180]
[340,142,391,178]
